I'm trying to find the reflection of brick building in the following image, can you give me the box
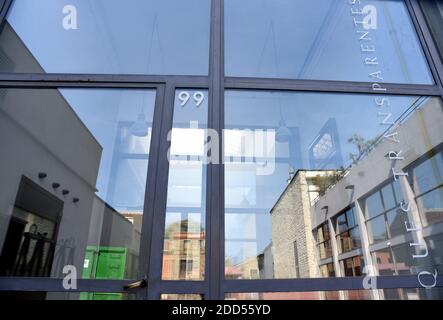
[271,170,337,279]
[162,220,205,280]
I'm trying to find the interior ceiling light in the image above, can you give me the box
[130,94,149,137]
[276,119,291,143]
[130,112,149,137]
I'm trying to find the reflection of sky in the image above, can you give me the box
[6,0,210,75]
[225,0,433,83]
[60,89,156,211]
[224,91,422,263]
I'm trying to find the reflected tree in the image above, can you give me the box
[348,134,379,163]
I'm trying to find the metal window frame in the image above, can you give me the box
[0,0,441,300]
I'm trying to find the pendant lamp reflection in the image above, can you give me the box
[276,105,291,143]
[130,94,149,137]
[130,113,149,137]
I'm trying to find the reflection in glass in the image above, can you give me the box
[320,263,335,277]
[373,244,443,300]
[365,192,384,219]
[225,0,433,83]
[0,88,156,299]
[334,208,361,254]
[386,209,408,238]
[367,215,388,244]
[0,0,210,75]
[412,152,443,226]
[337,228,361,254]
[224,90,443,284]
[161,90,208,281]
[374,248,395,276]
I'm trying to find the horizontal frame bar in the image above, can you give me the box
[0,73,209,88]
[0,278,130,293]
[223,275,443,293]
[155,281,208,295]
[0,73,439,96]
[1,275,441,295]
[225,77,441,96]
[0,278,208,295]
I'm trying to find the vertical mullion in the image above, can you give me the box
[136,84,165,300]
[207,0,224,300]
[146,82,176,299]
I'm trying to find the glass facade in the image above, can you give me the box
[0,0,211,75]
[225,0,433,83]
[0,0,442,300]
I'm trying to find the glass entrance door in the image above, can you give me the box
[0,86,164,299]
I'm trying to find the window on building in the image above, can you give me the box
[225,0,433,83]
[0,0,211,75]
[341,256,364,277]
[364,181,409,244]
[372,245,431,300]
[316,224,333,260]
[411,151,443,226]
[320,263,335,277]
[334,207,361,254]
[293,241,300,278]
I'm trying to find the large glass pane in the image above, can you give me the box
[161,90,208,281]
[224,90,443,281]
[0,0,210,75]
[0,88,156,300]
[225,0,433,83]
